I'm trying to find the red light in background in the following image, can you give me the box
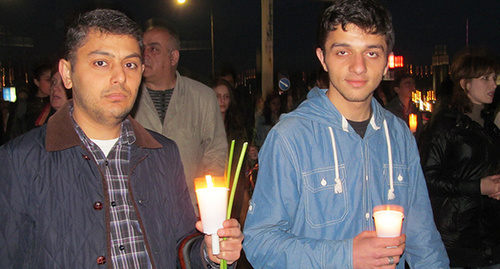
[395,56,404,68]
[388,53,395,69]
[388,53,404,69]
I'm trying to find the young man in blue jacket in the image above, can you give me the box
[0,9,243,268]
[243,0,449,268]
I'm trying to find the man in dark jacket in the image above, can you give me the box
[385,72,423,136]
[0,9,243,268]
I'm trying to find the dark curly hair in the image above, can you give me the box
[317,0,394,53]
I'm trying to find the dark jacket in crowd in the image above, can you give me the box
[0,103,205,268]
[419,108,500,267]
[385,97,424,136]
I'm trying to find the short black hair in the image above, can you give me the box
[317,0,395,53]
[64,9,143,65]
[393,72,414,89]
[33,64,52,80]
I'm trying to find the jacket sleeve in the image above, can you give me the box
[165,140,205,267]
[0,143,32,267]
[165,138,230,268]
[200,90,228,177]
[419,120,479,197]
[404,136,450,268]
[243,128,353,268]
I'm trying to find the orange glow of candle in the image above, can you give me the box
[194,175,228,255]
[194,175,226,190]
[409,113,417,133]
[373,204,404,238]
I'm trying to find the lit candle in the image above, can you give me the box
[409,113,417,133]
[195,175,228,255]
[373,204,404,238]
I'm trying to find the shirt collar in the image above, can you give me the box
[69,103,136,147]
[45,100,162,152]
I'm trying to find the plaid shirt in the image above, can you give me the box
[70,105,152,268]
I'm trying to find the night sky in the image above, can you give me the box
[1,0,499,81]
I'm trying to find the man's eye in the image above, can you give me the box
[149,47,159,54]
[337,51,348,56]
[94,61,107,67]
[125,62,138,69]
[367,52,378,57]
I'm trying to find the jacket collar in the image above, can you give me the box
[289,87,386,134]
[45,101,162,152]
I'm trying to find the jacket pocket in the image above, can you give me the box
[303,166,348,228]
[383,164,409,200]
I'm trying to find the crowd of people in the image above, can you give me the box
[0,0,499,268]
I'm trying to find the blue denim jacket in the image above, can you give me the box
[243,88,449,268]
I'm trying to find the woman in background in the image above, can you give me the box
[254,92,283,148]
[211,78,250,224]
[419,48,500,268]
[35,67,71,126]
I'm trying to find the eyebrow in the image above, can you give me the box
[88,50,142,60]
[145,42,161,47]
[330,43,386,52]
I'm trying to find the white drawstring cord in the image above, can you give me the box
[328,126,343,194]
[329,119,394,200]
[383,120,395,200]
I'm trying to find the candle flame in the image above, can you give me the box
[409,113,417,133]
[205,175,214,188]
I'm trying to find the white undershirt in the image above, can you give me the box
[90,138,119,157]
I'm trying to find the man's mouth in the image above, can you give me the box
[346,79,367,88]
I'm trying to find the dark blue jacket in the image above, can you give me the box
[0,103,204,268]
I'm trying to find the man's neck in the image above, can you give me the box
[72,109,122,140]
[144,72,176,91]
[327,90,372,121]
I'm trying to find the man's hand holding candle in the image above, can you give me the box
[196,219,244,264]
[353,231,406,268]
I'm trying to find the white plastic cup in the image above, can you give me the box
[196,187,228,254]
[373,205,404,238]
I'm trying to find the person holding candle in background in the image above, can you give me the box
[419,47,500,268]
[385,72,423,137]
[0,9,243,268]
[243,0,449,268]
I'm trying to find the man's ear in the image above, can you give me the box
[59,59,73,89]
[34,78,40,88]
[383,63,389,77]
[315,47,328,72]
[171,49,180,66]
